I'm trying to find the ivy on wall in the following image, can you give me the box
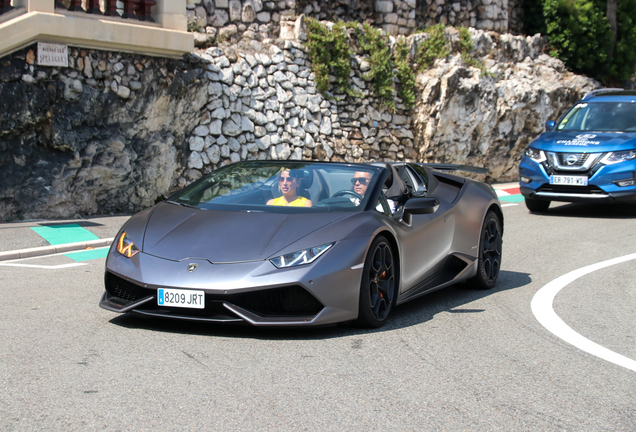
[305,18,357,96]
[414,23,450,69]
[356,23,396,109]
[304,19,487,111]
[305,17,414,109]
[394,36,416,108]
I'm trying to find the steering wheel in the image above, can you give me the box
[332,190,362,200]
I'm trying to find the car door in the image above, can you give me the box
[394,164,459,295]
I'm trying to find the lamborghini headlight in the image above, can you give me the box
[600,150,636,165]
[270,243,334,269]
[116,232,139,258]
[525,147,546,163]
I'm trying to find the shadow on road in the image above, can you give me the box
[538,202,636,219]
[109,269,531,340]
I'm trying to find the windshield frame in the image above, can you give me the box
[166,161,386,213]
[557,100,636,132]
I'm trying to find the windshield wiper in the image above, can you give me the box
[166,200,199,209]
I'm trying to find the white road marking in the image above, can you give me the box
[531,253,636,372]
[501,203,518,207]
[0,262,87,269]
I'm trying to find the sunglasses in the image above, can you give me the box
[279,176,296,183]
[351,177,370,185]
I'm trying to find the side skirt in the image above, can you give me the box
[396,254,477,305]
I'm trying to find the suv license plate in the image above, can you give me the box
[157,288,205,309]
[550,175,588,186]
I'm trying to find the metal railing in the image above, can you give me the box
[0,0,13,14]
[0,1,157,21]
[0,0,192,58]
[57,1,157,22]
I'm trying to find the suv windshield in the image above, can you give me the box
[167,161,383,212]
[557,101,636,132]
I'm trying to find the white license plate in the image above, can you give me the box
[550,175,588,186]
[157,288,205,309]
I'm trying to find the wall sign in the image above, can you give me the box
[37,42,69,67]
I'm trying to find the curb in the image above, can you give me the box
[0,238,114,261]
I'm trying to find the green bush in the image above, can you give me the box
[413,25,488,77]
[523,0,547,36]
[305,19,418,110]
[415,23,450,69]
[305,18,356,96]
[458,27,490,76]
[606,0,636,81]
[356,23,395,108]
[543,0,636,82]
[544,0,610,79]
[394,36,416,108]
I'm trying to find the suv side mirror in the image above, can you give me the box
[545,120,556,131]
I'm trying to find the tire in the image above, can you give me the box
[525,197,550,213]
[471,211,502,290]
[356,236,397,328]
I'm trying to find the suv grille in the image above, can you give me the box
[556,153,589,167]
[544,151,604,177]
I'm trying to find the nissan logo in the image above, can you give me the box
[565,155,578,165]
[187,263,198,273]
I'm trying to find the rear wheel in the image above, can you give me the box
[525,197,550,212]
[471,211,502,290]
[356,236,396,328]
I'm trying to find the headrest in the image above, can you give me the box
[384,163,405,199]
[290,169,312,188]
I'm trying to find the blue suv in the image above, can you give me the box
[519,89,636,212]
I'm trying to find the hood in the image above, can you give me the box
[141,202,349,262]
[531,131,636,153]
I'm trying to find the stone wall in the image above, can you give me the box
[0,25,597,220]
[182,36,417,189]
[413,30,597,179]
[0,46,208,219]
[188,0,523,48]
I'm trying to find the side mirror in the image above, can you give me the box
[403,197,439,215]
[545,120,556,131]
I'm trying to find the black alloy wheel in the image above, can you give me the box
[356,236,396,328]
[472,211,502,290]
[525,197,550,212]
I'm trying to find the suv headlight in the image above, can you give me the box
[600,150,636,165]
[116,232,140,258]
[525,147,546,163]
[270,243,334,269]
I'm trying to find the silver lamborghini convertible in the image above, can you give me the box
[100,161,503,328]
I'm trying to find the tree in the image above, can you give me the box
[607,0,617,59]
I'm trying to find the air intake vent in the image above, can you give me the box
[224,286,324,317]
[105,272,152,302]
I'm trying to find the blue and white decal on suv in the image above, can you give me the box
[519,89,636,212]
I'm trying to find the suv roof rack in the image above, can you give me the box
[582,88,625,99]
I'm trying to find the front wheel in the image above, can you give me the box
[356,236,397,328]
[525,197,550,213]
[471,211,503,290]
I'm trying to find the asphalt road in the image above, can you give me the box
[1,200,635,431]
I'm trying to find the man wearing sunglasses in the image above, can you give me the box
[351,170,396,213]
[351,171,373,197]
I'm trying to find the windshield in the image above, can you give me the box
[167,161,384,212]
[557,101,636,132]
